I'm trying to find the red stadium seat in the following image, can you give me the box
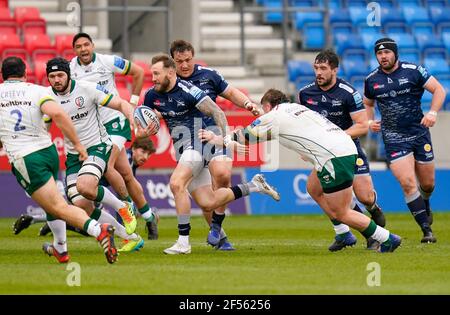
[0,0,8,8]
[24,60,36,83]
[14,7,40,25]
[33,58,48,85]
[0,8,17,34]
[117,86,131,100]
[0,33,27,61]
[0,7,12,20]
[22,18,46,34]
[24,34,57,61]
[55,34,74,56]
[14,7,46,35]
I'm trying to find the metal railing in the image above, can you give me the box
[78,0,171,59]
[238,0,331,66]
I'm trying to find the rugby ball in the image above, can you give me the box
[134,106,160,133]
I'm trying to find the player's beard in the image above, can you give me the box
[53,80,70,93]
[156,76,171,93]
[381,60,395,71]
[316,76,332,88]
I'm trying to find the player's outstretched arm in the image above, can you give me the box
[221,87,262,116]
[106,96,135,131]
[128,62,145,106]
[41,100,87,160]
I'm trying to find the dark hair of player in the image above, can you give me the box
[170,39,195,58]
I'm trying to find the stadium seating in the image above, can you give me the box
[24,34,57,61]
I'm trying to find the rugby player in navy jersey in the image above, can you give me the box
[364,38,446,243]
[299,49,386,251]
[141,54,280,254]
[169,40,261,250]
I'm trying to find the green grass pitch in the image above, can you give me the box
[0,213,449,294]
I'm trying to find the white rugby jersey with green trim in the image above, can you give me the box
[0,81,55,162]
[70,52,131,124]
[247,102,357,172]
[48,80,113,154]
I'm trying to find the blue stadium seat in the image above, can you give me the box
[402,6,432,24]
[330,8,351,24]
[294,11,323,30]
[429,7,450,33]
[349,7,369,26]
[345,0,367,8]
[263,1,283,24]
[399,0,422,8]
[335,34,368,62]
[381,8,408,34]
[425,0,448,9]
[342,59,369,78]
[424,57,450,76]
[287,60,314,82]
[399,50,421,65]
[290,0,315,6]
[416,34,447,59]
[361,32,383,50]
[442,32,450,55]
[335,33,364,54]
[303,23,326,49]
[387,33,417,50]
[328,0,342,8]
[369,57,379,70]
[358,25,383,36]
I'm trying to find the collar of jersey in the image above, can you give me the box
[52,79,76,95]
[4,80,23,83]
[77,52,96,66]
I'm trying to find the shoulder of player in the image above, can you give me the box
[365,68,379,81]
[298,81,316,94]
[336,78,357,95]
[196,64,220,75]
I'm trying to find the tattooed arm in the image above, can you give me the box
[196,96,229,136]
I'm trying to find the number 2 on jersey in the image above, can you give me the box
[10,109,26,131]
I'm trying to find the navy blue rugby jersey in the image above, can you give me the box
[298,78,365,145]
[180,64,229,102]
[143,78,214,152]
[364,61,431,144]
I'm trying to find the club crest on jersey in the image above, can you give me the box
[399,78,409,85]
[75,96,84,108]
[331,99,342,107]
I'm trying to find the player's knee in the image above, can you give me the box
[76,178,97,200]
[213,173,231,188]
[355,190,373,206]
[169,178,185,196]
[399,178,417,195]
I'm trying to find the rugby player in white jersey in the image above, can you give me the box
[199,89,402,253]
[70,33,158,233]
[46,57,144,252]
[0,57,117,263]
